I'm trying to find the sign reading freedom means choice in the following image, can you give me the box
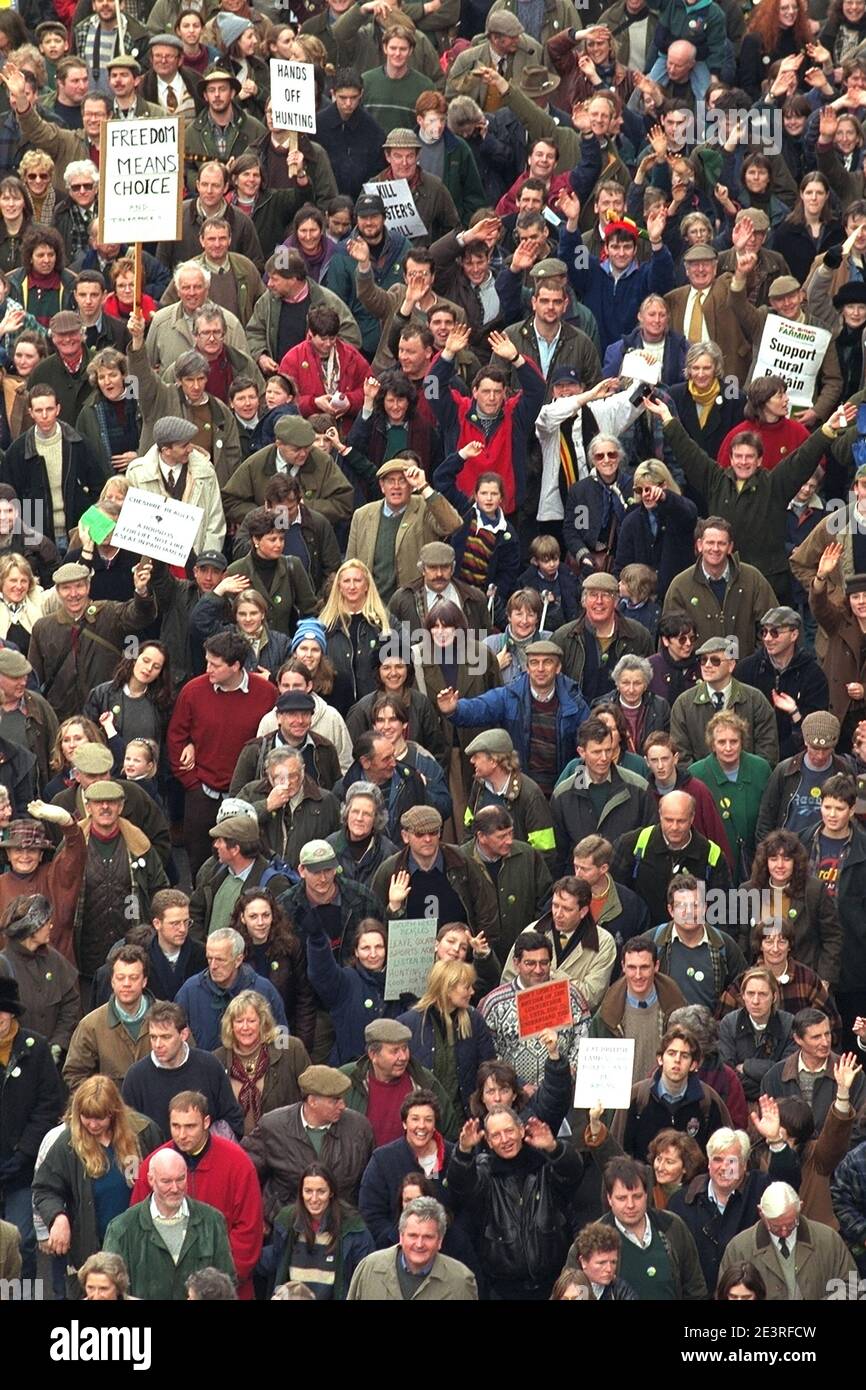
[99,116,183,245]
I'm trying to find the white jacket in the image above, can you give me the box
[125,445,226,556]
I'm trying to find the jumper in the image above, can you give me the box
[360,67,435,136]
[167,673,276,792]
[121,1047,245,1140]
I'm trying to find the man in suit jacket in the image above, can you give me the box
[346,459,461,606]
[664,245,751,387]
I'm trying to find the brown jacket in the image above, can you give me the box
[241,1101,374,1223]
[665,274,752,387]
[718,1212,856,1299]
[63,992,156,1093]
[755,1102,854,1228]
[0,818,86,964]
[213,1040,311,1136]
[809,577,866,722]
[0,938,80,1050]
[590,971,687,1038]
[28,591,158,723]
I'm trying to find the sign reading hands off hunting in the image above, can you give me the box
[753,314,832,408]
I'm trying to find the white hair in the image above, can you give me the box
[208,927,245,958]
[174,260,211,288]
[64,159,99,189]
[150,1147,187,1179]
[758,1182,801,1218]
[706,1128,751,1162]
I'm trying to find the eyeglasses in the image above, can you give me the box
[699,655,726,667]
[760,626,794,638]
[593,450,619,460]
[69,183,95,192]
[24,172,50,181]
[197,329,224,338]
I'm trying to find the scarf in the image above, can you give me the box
[688,376,721,429]
[27,269,61,290]
[501,624,537,672]
[230,1044,269,1126]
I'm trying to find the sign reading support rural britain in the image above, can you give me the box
[363,179,427,239]
[516,979,574,1038]
[574,1038,636,1110]
[752,313,832,408]
[270,59,317,132]
[111,489,203,568]
[99,116,183,244]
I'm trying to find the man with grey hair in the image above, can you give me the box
[156,307,264,402]
[717,1180,856,1299]
[104,1147,236,1301]
[147,266,250,369]
[347,1196,478,1300]
[175,924,287,1050]
[58,159,99,259]
[669,635,779,767]
[233,745,341,869]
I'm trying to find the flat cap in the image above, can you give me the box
[194,549,228,571]
[275,415,315,447]
[847,573,866,595]
[486,9,523,33]
[465,728,514,756]
[149,32,184,49]
[524,639,564,658]
[581,571,619,593]
[298,1064,351,1097]
[73,743,113,775]
[50,311,82,334]
[365,1019,412,1045]
[376,458,412,478]
[107,54,142,73]
[82,779,125,802]
[383,127,421,148]
[53,561,91,584]
[275,690,315,714]
[768,275,800,299]
[801,710,840,748]
[418,541,455,566]
[683,243,718,262]
[737,207,770,231]
[355,193,386,217]
[0,649,31,677]
[153,416,199,447]
[761,606,802,629]
[696,635,739,659]
[210,813,259,844]
[400,805,442,834]
[530,256,567,282]
[35,20,68,37]
[298,839,339,869]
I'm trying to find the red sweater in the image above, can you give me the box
[130,1135,263,1299]
[278,338,369,421]
[717,415,810,471]
[167,673,275,791]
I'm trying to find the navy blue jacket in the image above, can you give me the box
[305,923,409,1065]
[359,1134,456,1248]
[736,646,829,760]
[174,963,287,1052]
[602,325,688,387]
[447,673,591,782]
[614,492,699,599]
[395,1005,496,1114]
[669,1159,799,1290]
[515,562,580,631]
[314,100,388,202]
[669,379,746,463]
[558,226,675,352]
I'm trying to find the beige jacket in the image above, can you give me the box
[346,492,462,591]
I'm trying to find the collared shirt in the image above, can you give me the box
[407,849,445,875]
[626,988,658,1009]
[769,1225,798,1258]
[684,286,710,336]
[671,923,709,948]
[382,502,408,519]
[213,670,250,694]
[615,1215,652,1249]
[658,1078,688,1103]
[701,563,731,586]
[425,582,460,610]
[398,1251,436,1277]
[152,1042,190,1071]
[300,1105,333,1137]
[536,325,561,379]
[797,1055,827,1078]
[707,1180,729,1212]
[150,1196,189,1222]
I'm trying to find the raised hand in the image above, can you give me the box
[641,394,672,425]
[646,204,667,243]
[731,217,754,251]
[588,1100,604,1137]
[555,186,581,225]
[834,1051,862,1093]
[436,685,460,714]
[388,869,411,909]
[467,930,490,957]
[524,1117,556,1151]
[487,329,519,362]
[348,237,371,264]
[509,238,537,273]
[133,557,152,594]
[472,62,509,95]
[750,1094,782,1142]
[538,1028,561,1059]
[816,540,844,580]
[771,690,799,714]
[647,123,668,159]
[27,799,73,826]
[458,1117,484,1152]
[459,439,485,460]
[819,104,838,141]
[468,215,502,248]
[403,462,426,490]
[443,322,471,357]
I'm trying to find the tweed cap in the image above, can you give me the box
[524,639,563,658]
[0,649,31,677]
[400,805,442,834]
[683,244,717,262]
[737,207,770,232]
[418,541,455,566]
[761,606,802,629]
[365,1019,412,1045]
[0,819,53,850]
[376,458,412,478]
[298,1065,351,1097]
[73,743,114,775]
[465,728,514,756]
[486,10,523,33]
[530,257,567,283]
[53,561,91,585]
[768,276,801,299]
[83,780,125,802]
[696,635,739,660]
[581,572,619,593]
[153,416,198,447]
[149,33,184,50]
[210,813,259,845]
[50,311,83,335]
[106,54,142,73]
[275,416,315,447]
[801,711,841,748]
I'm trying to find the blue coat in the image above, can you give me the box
[395,1005,496,1113]
[448,673,590,779]
[602,325,688,387]
[305,923,409,1065]
[558,226,675,352]
[174,963,288,1052]
[323,228,412,356]
[359,1134,456,1248]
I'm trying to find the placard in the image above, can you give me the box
[620,350,661,384]
[99,116,183,244]
[384,917,438,1000]
[362,179,427,239]
[110,489,203,567]
[77,505,117,546]
[752,313,832,408]
[573,1038,636,1110]
[269,59,317,133]
[515,978,573,1038]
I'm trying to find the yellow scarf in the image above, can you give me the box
[688,377,721,429]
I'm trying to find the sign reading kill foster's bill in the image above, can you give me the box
[516,979,573,1038]
[111,489,203,568]
[362,179,427,239]
[269,59,317,132]
[99,117,183,244]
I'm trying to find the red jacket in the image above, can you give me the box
[278,338,369,421]
[495,170,572,219]
[130,1134,263,1299]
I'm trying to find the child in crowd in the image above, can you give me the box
[515,533,580,632]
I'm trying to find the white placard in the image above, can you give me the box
[99,117,182,244]
[269,59,317,133]
[573,1038,636,1110]
[362,179,427,239]
[111,488,203,567]
[752,313,832,408]
[620,350,661,384]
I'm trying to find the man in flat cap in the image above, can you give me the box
[446,11,543,109]
[369,126,461,246]
[126,309,243,486]
[462,728,555,864]
[718,207,794,312]
[664,243,752,385]
[28,555,156,723]
[140,34,202,120]
[670,636,779,767]
[125,415,226,554]
[735,606,828,759]
[370,805,499,946]
[48,742,171,868]
[388,540,489,638]
[339,1017,460,1146]
[437,640,588,800]
[242,1063,374,1217]
[107,53,164,119]
[27,317,96,426]
[188,811,294,942]
[278,839,381,972]
[754,710,854,846]
[231,689,342,796]
[346,458,461,606]
[0,648,57,791]
[222,413,354,527]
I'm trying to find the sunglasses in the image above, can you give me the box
[671,633,696,644]
[25,171,50,181]
[69,183,95,192]
[760,626,794,638]
[699,654,726,667]
[593,450,619,460]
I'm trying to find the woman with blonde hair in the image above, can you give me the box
[318,560,390,715]
[17,149,55,224]
[32,1075,161,1299]
[397,959,495,1117]
[213,988,310,1135]
[614,459,698,600]
[44,716,107,798]
[78,1249,134,1300]
[0,551,49,652]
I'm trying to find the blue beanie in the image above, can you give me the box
[291,619,327,653]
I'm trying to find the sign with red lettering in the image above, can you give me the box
[516,979,573,1038]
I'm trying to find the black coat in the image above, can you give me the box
[717,1007,797,1099]
[0,732,38,814]
[609,824,731,928]
[0,422,107,539]
[669,379,746,465]
[768,219,844,289]
[326,615,384,716]
[735,646,829,760]
[614,493,699,599]
[0,1027,66,1191]
[346,686,447,764]
[92,934,206,1006]
[668,1165,796,1291]
[314,101,388,202]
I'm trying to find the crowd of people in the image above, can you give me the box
[4,0,866,1308]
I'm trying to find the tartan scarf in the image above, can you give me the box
[230,1044,269,1127]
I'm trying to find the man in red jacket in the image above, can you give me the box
[167,629,275,877]
[278,305,369,424]
[130,1089,263,1300]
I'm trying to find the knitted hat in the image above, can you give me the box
[383,128,422,150]
[217,798,257,823]
[400,805,442,834]
[215,13,253,46]
[290,618,327,653]
[801,711,840,748]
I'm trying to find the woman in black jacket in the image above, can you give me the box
[318,559,390,716]
[84,641,173,763]
[0,176,33,274]
[324,781,397,887]
[347,370,442,483]
[228,887,316,1056]
[345,637,448,763]
[717,965,797,1099]
[227,153,301,262]
[769,172,844,286]
[669,341,746,466]
[615,458,698,600]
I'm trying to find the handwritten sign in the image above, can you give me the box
[270,59,317,133]
[384,917,438,1000]
[362,179,426,239]
[752,313,832,408]
[99,117,183,244]
[516,979,573,1038]
[573,1038,636,1110]
[111,489,203,568]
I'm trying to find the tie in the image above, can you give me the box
[778,1238,790,1259]
[712,692,724,711]
[558,932,570,950]
[687,290,705,341]
[164,86,178,112]
[637,1001,648,1009]
[498,57,507,75]
[168,470,176,493]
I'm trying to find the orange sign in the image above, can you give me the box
[516,979,573,1038]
